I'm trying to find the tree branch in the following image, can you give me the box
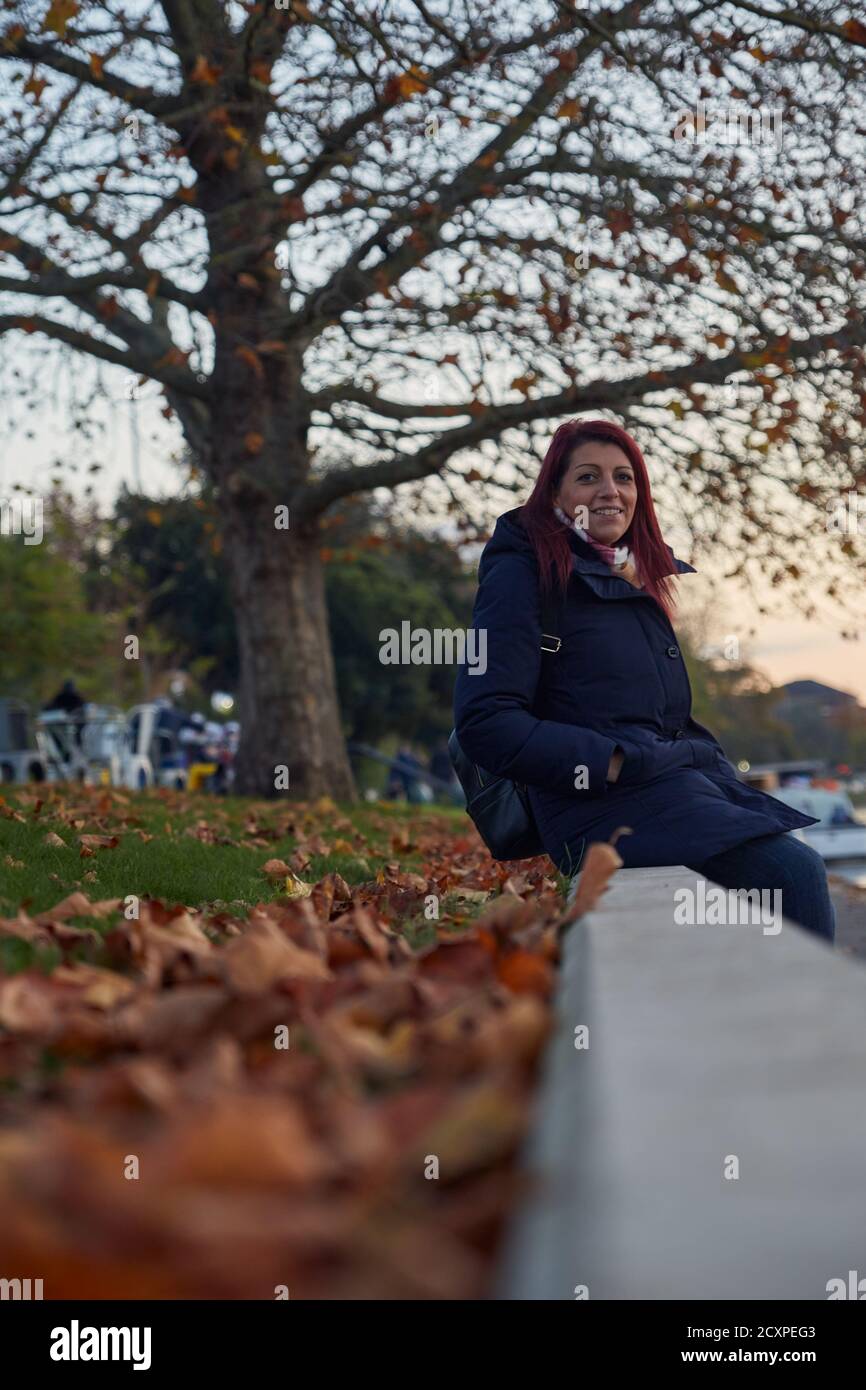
[292,319,866,520]
[0,35,181,123]
[0,313,210,400]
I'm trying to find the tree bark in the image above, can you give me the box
[219,488,356,801]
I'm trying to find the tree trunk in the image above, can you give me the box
[219,490,356,801]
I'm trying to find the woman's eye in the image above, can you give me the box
[574,472,633,484]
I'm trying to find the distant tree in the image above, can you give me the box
[91,487,474,741]
[0,490,154,707]
[324,511,474,745]
[94,488,240,694]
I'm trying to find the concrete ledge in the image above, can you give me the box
[498,865,866,1300]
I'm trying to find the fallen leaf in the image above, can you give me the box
[222,918,331,994]
[284,872,313,899]
[557,836,626,929]
[79,834,120,851]
[261,858,291,877]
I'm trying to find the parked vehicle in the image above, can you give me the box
[35,705,125,784]
[771,787,866,862]
[120,703,189,789]
[3,693,237,792]
[0,698,47,784]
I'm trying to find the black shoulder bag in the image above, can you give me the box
[448,593,562,861]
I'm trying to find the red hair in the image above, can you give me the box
[520,419,677,621]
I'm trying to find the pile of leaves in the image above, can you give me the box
[0,788,623,1298]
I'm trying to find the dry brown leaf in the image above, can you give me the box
[157,1095,330,1187]
[261,858,291,877]
[52,964,137,1010]
[0,975,61,1033]
[557,836,626,929]
[222,918,331,994]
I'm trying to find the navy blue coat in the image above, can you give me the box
[453,508,818,874]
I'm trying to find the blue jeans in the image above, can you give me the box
[685,833,836,943]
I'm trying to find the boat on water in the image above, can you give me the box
[769,787,866,862]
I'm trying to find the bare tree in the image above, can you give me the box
[2,0,865,795]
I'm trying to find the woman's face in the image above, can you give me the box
[554,441,638,545]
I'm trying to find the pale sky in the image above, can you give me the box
[675,571,866,704]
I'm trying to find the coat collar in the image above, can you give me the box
[568,530,696,586]
[488,510,696,595]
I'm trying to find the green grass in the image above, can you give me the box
[0,788,468,918]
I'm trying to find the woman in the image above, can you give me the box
[453,419,835,941]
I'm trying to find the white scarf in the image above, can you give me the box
[553,504,641,585]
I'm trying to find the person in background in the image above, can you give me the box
[179,711,207,767]
[387,745,427,800]
[43,679,86,746]
[430,739,462,804]
[44,679,86,715]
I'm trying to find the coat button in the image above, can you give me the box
[666,645,680,658]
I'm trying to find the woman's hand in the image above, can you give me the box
[606,747,625,783]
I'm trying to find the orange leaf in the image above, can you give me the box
[154,346,190,370]
[606,208,633,239]
[42,0,79,38]
[189,55,222,85]
[261,858,291,877]
[557,838,625,929]
[23,75,48,100]
[715,268,738,293]
[250,60,272,86]
[392,66,427,99]
[222,918,329,994]
[496,950,553,997]
[843,19,866,45]
[234,345,264,379]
